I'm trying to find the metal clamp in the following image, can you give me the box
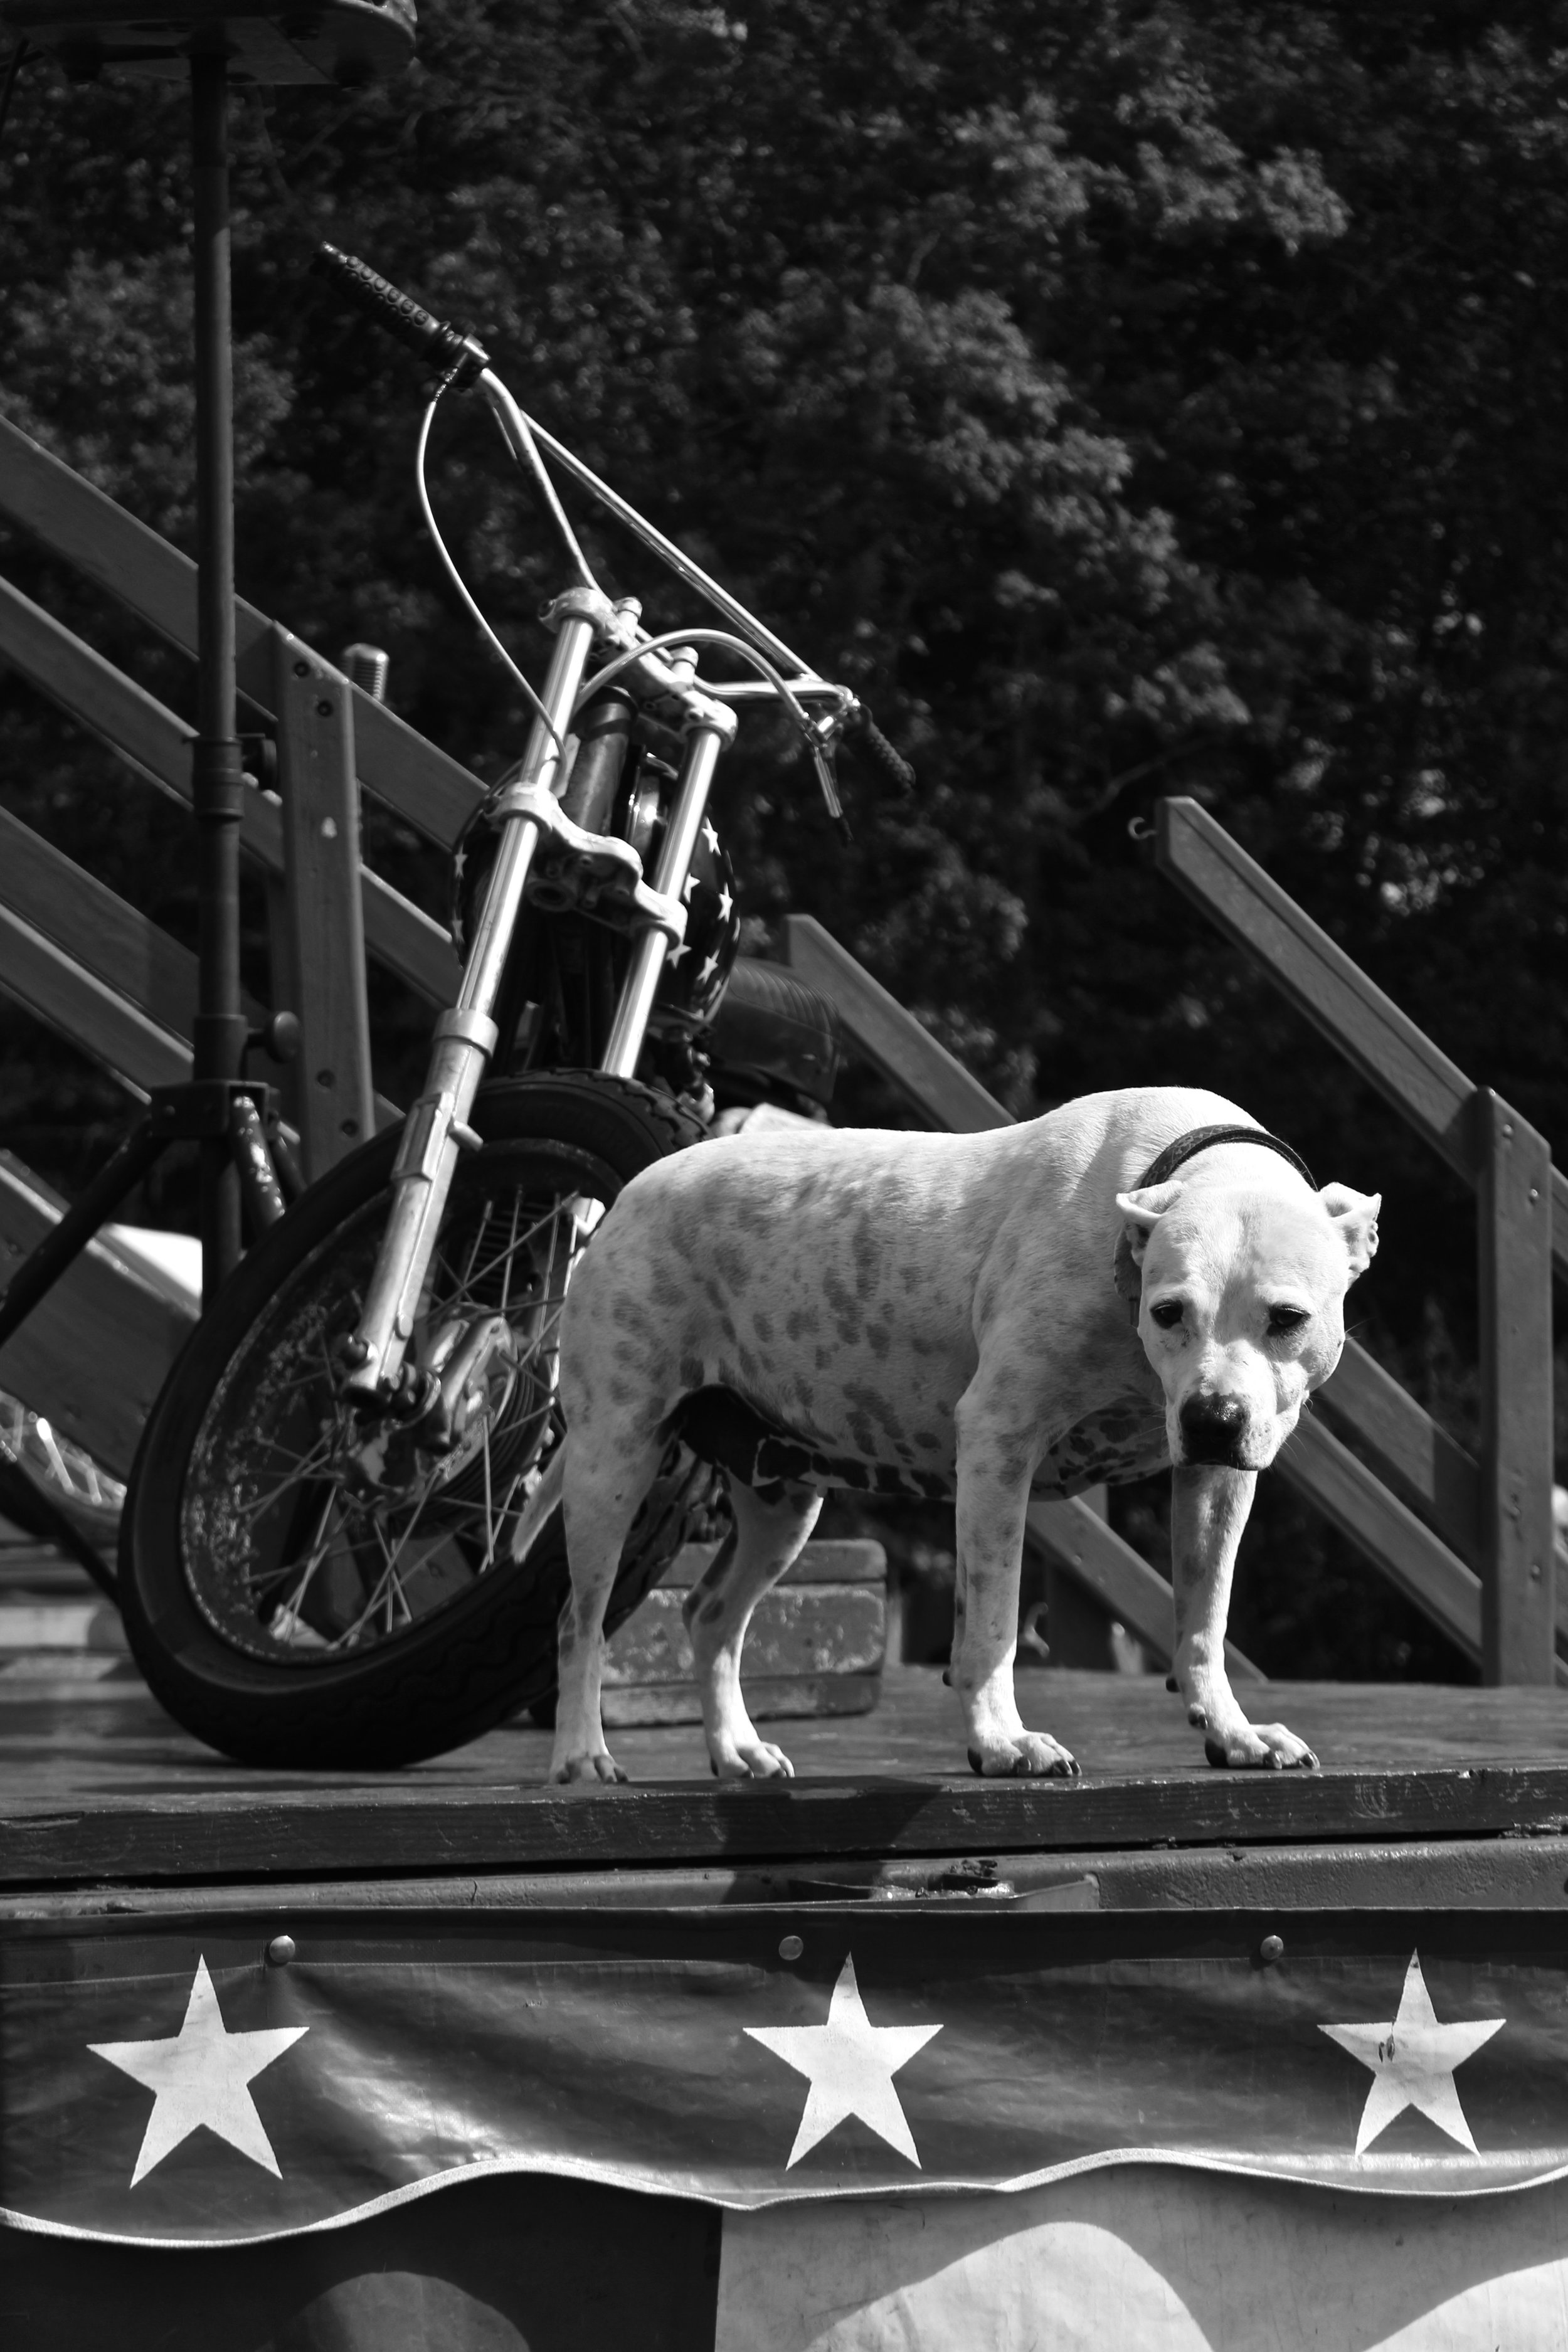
[488,783,688,946]
[432,1007,500,1054]
[391,1091,461,1188]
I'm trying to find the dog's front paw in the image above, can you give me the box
[1202,1721,1318,1771]
[967,1732,1080,1779]
[710,1737,795,1781]
[548,1748,630,1786]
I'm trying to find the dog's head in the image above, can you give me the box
[1114,1175,1380,1471]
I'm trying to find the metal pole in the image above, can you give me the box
[190,46,246,1306]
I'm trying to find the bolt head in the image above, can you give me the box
[1260,1933,1285,1965]
[266,1933,297,1967]
[778,1934,803,1962]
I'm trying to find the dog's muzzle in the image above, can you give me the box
[1177,1392,1251,1468]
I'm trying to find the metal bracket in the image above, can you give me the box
[488,783,688,946]
[148,1079,278,1141]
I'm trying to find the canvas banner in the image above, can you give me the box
[4,1906,1567,2246]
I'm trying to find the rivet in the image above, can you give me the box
[315,698,333,718]
[341,1118,359,1138]
[1503,1121,1514,1138]
[319,816,339,840]
[292,659,310,677]
[1529,1187,1540,1203]
[778,1934,803,1963]
[266,1933,296,1966]
[1531,1562,1543,1581]
[316,1068,336,1089]
[1260,1933,1285,1965]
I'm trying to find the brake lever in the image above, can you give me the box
[808,723,853,845]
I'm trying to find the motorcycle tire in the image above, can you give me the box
[119,1072,717,1768]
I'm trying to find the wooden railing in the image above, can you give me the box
[0,412,467,1468]
[0,413,464,1168]
[1159,799,1559,1685]
[788,796,1562,1690]
[1,415,1554,1685]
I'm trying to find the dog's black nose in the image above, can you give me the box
[1178,1393,1249,1465]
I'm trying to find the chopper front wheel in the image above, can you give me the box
[118,1073,717,1767]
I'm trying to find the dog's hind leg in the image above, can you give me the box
[684,1478,823,1780]
[548,1426,667,1786]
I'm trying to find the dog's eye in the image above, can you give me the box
[1149,1301,1184,1330]
[1268,1306,1310,1337]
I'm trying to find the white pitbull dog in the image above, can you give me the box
[546,1085,1379,1785]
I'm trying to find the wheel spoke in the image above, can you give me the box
[181,1141,635,1671]
[236,1431,343,1521]
[339,1480,438,1646]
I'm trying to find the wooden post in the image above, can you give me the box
[273,628,375,1180]
[1476,1088,1556,1683]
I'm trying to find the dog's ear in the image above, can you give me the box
[1113,1180,1184,1274]
[1320,1184,1381,1280]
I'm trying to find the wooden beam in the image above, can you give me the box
[0,803,205,1042]
[1157,797,1476,1174]
[0,819,401,1134]
[1025,1496,1265,1682]
[0,1150,195,1477]
[0,903,189,1098]
[0,561,459,1009]
[1276,1415,1486,1665]
[1315,1339,1480,1568]
[1475,1089,1557,1683]
[0,568,194,793]
[273,629,377,1174]
[1159,797,1568,1285]
[783,913,1013,1132]
[10,1758,1568,1883]
[0,412,485,847]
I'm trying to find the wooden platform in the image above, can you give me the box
[6,1653,1568,1913]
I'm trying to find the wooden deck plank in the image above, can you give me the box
[3,1667,1567,1885]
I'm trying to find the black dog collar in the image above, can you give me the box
[1113,1125,1318,1315]
[1135,1123,1316,1194]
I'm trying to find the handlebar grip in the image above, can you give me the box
[842,702,916,795]
[314,245,490,389]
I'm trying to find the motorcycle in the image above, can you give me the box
[115,247,913,1767]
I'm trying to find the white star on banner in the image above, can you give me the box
[745,1954,941,2168]
[90,1956,309,2186]
[1320,1950,1503,2155]
[701,818,721,856]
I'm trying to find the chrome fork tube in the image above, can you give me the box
[342,612,600,1399]
[600,721,726,1079]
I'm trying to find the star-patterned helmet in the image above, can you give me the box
[448,755,739,1032]
[650,808,740,1032]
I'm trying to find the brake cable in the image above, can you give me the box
[573,627,851,822]
[415,391,566,755]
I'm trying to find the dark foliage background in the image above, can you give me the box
[1,0,1564,1678]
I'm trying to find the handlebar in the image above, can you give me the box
[317,243,916,800]
[315,244,491,391]
[842,703,916,795]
